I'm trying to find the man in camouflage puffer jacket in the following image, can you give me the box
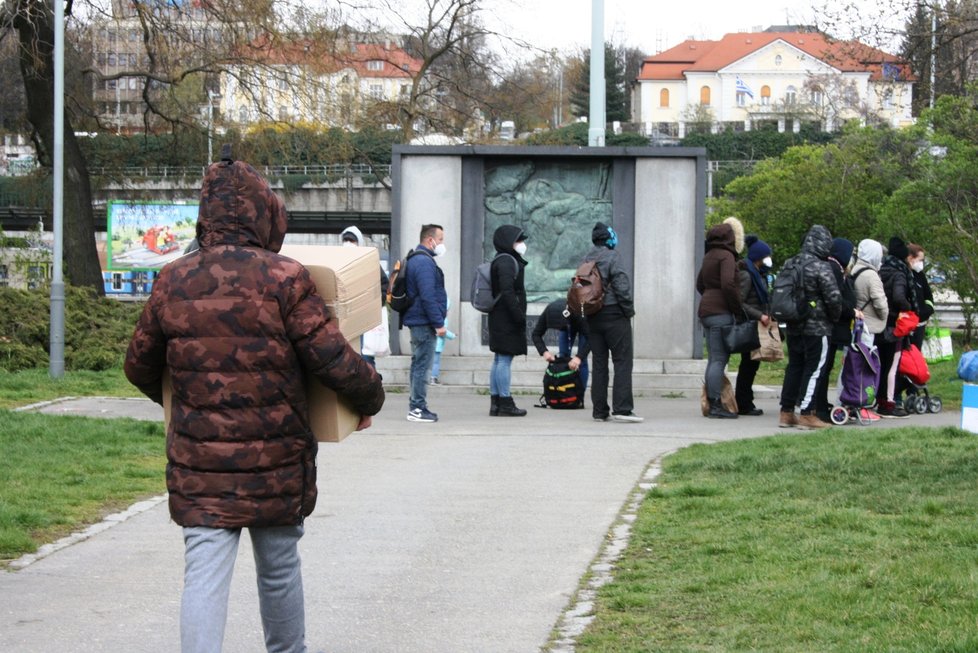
[124,157,385,653]
[778,224,842,430]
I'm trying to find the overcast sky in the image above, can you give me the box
[488,0,910,57]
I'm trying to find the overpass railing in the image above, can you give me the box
[85,163,392,181]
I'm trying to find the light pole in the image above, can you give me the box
[50,0,65,378]
[207,90,218,164]
[588,0,606,146]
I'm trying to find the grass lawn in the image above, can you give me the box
[0,367,139,410]
[575,426,978,652]
[0,410,165,565]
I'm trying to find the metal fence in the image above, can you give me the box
[84,163,392,180]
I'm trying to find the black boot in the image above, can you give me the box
[496,396,527,417]
[490,395,499,416]
[708,397,738,419]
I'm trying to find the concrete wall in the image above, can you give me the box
[390,145,706,360]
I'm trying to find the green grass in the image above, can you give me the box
[576,426,978,652]
[0,367,140,410]
[0,410,165,564]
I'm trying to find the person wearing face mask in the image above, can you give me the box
[487,224,530,416]
[341,225,390,368]
[403,224,448,423]
[584,221,643,423]
[895,242,934,404]
[734,235,773,416]
[876,236,917,418]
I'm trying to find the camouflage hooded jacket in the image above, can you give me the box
[124,160,385,528]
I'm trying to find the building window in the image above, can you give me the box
[238,106,249,122]
[112,273,124,290]
[369,83,383,99]
[785,85,797,105]
[367,60,384,71]
[882,89,894,110]
[736,91,747,107]
[659,88,669,107]
[400,84,410,97]
[700,86,711,106]
[775,54,782,66]
[278,106,290,121]
[0,264,7,287]
[811,88,823,106]
[760,85,771,105]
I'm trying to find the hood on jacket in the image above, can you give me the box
[705,223,736,255]
[493,223,526,254]
[830,237,854,269]
[801,224,833,259]
[197,159,287,252]
[341,225,365,247]
[857,239,883,270]
[722,216,745,254]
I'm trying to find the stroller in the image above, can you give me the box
[830,320,882,426]
[898,341,943,414]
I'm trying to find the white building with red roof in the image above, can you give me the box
[632,29,914,138]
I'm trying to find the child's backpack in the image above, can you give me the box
[470,254,517,314]
[770,255,810,324]
[538,357,585,409]
[567,260,605,317]
[839,320,881,407]
[387,249,425,314]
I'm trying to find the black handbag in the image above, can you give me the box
[722,316,760,354]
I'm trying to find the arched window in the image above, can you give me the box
[700,86,711,106]
[760,85,771,106]
[785,85,797,105]
[659,88,670,107]
[775,54,783,66]
[238,106,249,123]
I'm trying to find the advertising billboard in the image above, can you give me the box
[106,201,198,271]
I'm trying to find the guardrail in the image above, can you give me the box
[85,163,392,180]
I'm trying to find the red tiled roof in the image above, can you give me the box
[236,37,422,78]
[638,32,914,82]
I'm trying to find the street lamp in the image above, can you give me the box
[207,90,219,164]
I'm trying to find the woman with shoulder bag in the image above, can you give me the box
[696,218,744,419]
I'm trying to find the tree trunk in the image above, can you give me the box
[14,0,104,294]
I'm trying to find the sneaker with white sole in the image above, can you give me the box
[612,412,644,423]
[407,407,438,423]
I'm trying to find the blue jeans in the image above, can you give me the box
[431,351,442,378]
[409,325,437,410]
[490,353,514,397]
[701,313,734,401]
[558,328,589,390]
[181,525,306,653]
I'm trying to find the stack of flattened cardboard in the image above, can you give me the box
[164,245,383,443]
[279,245,382,442]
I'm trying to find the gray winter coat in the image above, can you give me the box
[787,224,843,337]
[582,245,635,318]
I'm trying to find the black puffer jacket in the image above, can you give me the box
[488,224,528,355]
[879,256,916,327]
[787,225,843,336]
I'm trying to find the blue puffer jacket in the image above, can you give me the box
[402,246,447,329]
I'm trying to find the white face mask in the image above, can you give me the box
[912,260,924,273]
[342,241,357,248]
[762,256,773,269]
[514,241,527,256]
[433,242,447,257]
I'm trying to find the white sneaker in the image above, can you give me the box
[612,412,644,423]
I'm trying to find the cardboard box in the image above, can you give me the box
[162,245,383,443]
[279,244,383,443]
[279,245,382,341]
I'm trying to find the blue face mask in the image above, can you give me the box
[606,227,618,250]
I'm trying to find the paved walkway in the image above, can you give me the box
[0,390,961,653]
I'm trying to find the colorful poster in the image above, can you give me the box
[107,201,198,271]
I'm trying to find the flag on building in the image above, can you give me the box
[736,76,754,98]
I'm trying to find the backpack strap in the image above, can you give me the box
[850,267,873,311]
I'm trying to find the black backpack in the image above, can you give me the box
[386,249,427,314]
[537,357,585,409]
[770,255,810,324]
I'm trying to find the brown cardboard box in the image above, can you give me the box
[162,245,383,443]
[279,245,382,340]
[279,244,382,442]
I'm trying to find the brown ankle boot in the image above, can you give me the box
[779,410,799,428]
